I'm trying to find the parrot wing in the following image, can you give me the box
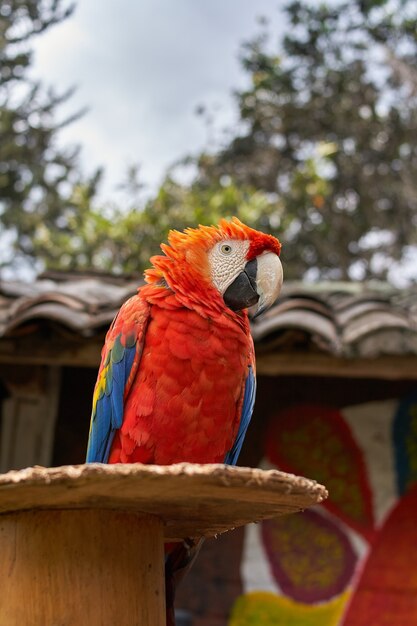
[224,363,256,466]
[86,295,150,463]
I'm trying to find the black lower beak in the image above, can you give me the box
[223,259,259,312]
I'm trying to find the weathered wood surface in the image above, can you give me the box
[0,509,165,626]
[0,463,327,538]
[1,339,416,380]
[0,464,327,625]
[1,279,416,373]
[256,352,417,380]
[0,336,103,367]
[0,366,61,471]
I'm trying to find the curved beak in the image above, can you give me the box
[252,251,283,318]
[223,252,283,315]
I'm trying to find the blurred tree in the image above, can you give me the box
[0,0,99,276]
[34,170,283,275]
[197,0,417,281]
[4,0,416,282]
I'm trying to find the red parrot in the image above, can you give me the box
[86,217,283,623]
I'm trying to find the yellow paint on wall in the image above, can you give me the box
[229,590,350,626]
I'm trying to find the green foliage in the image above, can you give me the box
[0,0,74,85]
[34,173,283,274]
[0,0,96,275]
[197,0,417,281]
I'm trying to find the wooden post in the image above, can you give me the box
[0,509,166,626]
[0,463,328,625]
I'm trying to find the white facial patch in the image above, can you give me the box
[208,239,250,294]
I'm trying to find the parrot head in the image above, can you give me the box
[145,217,283,317]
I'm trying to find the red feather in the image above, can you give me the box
[108,295,253,464]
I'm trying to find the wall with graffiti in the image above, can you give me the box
[229,391,417,626]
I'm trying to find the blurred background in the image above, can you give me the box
[1,0,416,285]
[1,2,417,626]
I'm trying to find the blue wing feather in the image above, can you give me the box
[224,365,256,466]
[86,296,150,464]
[86,342,137,463]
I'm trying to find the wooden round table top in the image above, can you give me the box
[0,463,327,538]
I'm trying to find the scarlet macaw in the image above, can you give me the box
[86,217,282,622]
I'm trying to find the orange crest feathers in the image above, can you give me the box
[144,218,281,310]
[145,218,280,279]
[145,218,245,284]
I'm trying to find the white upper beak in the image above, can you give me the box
[253,251,283,317]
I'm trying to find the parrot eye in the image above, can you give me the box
[220,244,233,255]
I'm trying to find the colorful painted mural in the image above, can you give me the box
[229,391,417,626]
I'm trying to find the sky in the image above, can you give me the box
[32,1,285,201]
